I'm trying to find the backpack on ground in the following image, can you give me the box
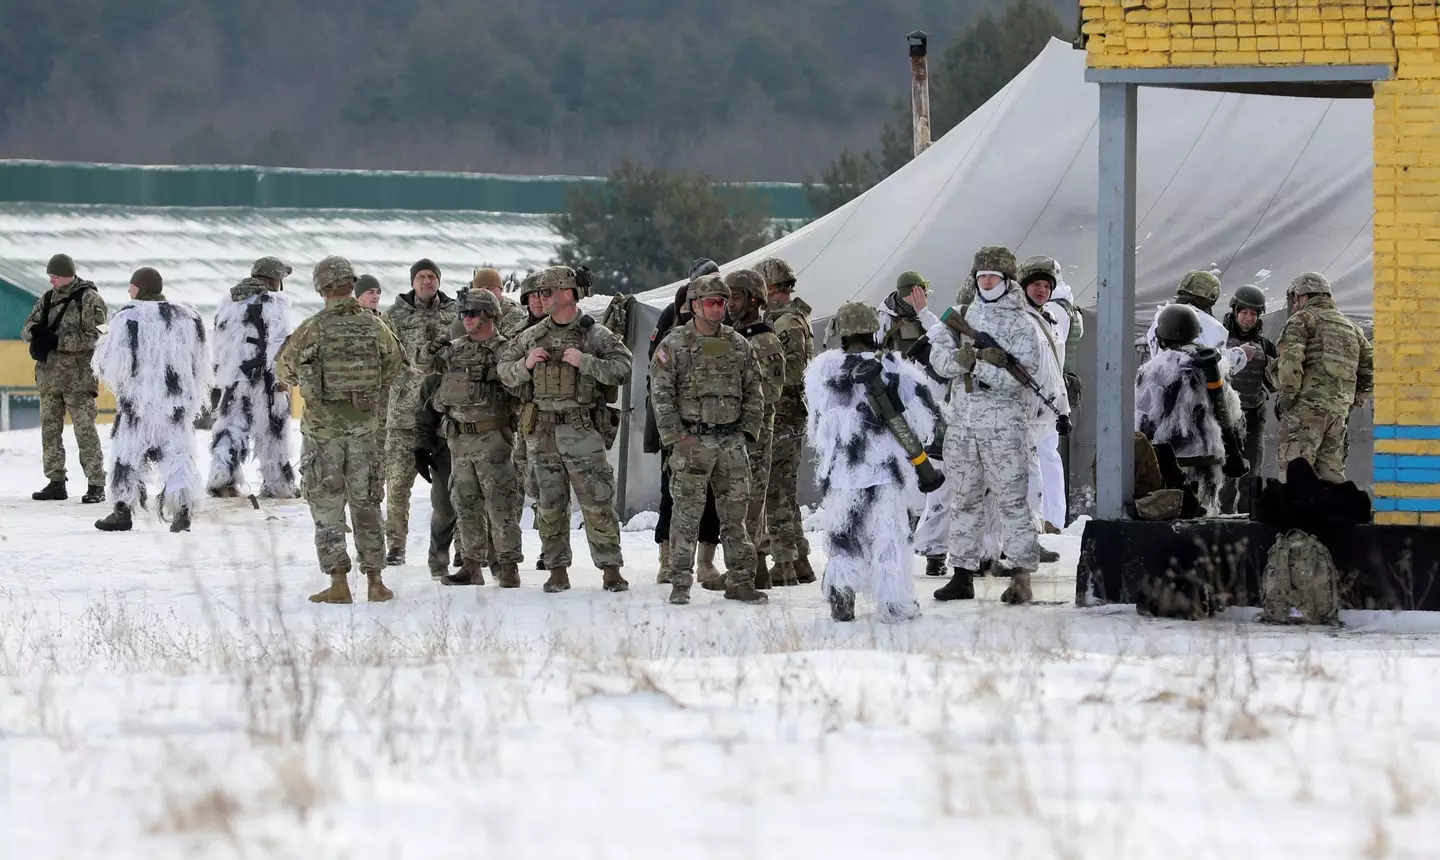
[1260,529,1341,625]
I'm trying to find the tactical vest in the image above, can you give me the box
[303,310,385,403]
[681,325,745,425]
[531,319,599,409]
[1048,297,1083,375]
[1302,308,1363,407]
[739,322,786,406]
[435,337,511,423]
[882,316,927,354]
[1226,332,1271,412]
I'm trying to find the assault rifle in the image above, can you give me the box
[853,358,945,494]
[939,306,1070,435]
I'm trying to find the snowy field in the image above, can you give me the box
[3,427,1440,860]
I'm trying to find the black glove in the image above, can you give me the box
[239,356,265,381]
[1055,414,1072,437]
[414,449,434,483]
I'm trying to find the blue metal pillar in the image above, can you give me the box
[1096,82,1137,520]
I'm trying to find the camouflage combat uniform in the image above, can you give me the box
[1274,272,1373,483]
[725,269,786,589]
[498,265,632,592]
[277,256,405,604]
[22,257,109,495]
[414,371,459,578]
[651,274,767,605]
[382,279,456,561]
[756,257,816,585]
[421,289,523,587]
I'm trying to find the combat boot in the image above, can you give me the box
[934,567,976,601]
[543,566,571,594]
[793,554,817,585]
[208,485,239,499]
[81,485,105,504]
[656,540,671,584]
[696,542,720,583]
[754,552,772,590]
[497,563,521,589]
[668,584,691,605]
[259,483,297,500]
[442,559,485,587]
[169,506,192,533]
[827,586,856,621]
[771,560,800,587]
[1039,547,1060,563]
[32,480,67,501]
[95,502,133,532]
[725,580,769,605]
[1043,521,1062,535]
[924,556,947,577]
[1001,572,1033,605]
[386,545,406,566]
[536,554,547,571]
[602,566,629,593]
[366,570,394,603]
[309,572,352,604]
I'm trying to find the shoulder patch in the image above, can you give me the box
[655,346,670,365]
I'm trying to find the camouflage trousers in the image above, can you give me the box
[668,433,756,588]
[426,446,456,577]
[300,432,386,575]
[526,416,623,570]
[945,420,1041,572]
[764,428,809,562]
[451,431,523,566]
[743,427,773,560]
[384,425,418,550]
[39,391,105,484]
[1278,404,1349,483]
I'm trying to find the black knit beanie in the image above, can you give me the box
[356,274,381,294]
[46,254,77,278]
[410,258,441,283]
[130,267,164,299]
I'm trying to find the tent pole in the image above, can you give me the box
[1096,82,1137,520]
[907,31,932,157]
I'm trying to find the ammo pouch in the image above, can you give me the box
[29,328,58,362]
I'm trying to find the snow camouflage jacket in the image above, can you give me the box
[1274,295,1374,414]
[383,289,457,429]
[212,278,291,388]
[1145,301,1249,374]
[804,349,940,495]
[1134,345,1244,464]
[926,282,1045,430]
[93,296,211,431]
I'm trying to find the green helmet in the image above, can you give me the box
[689,273,730,301]
[1288,271,1331,297]
[537,265,585,298]
[251,256,292,281]
[831,301,881,338]
[1018,255,1060,289]
[518,271,541,299]
[971,245,1018,282]
[724,269,766,303]
[1155,303,1202,348]
[312,256,357,294]
[1230,284,1267,311]
[459,288,500,319]
[755,257,797,290]
[895,270,928,292]
[1177,270,1222,306]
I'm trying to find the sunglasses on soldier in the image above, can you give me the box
[461,310,486,318]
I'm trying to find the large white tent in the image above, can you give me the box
[611,38,1376,517]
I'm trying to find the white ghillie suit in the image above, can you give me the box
[1135,346,1244,513]
[804,348,941,622]
[207,280,296,496]
[92,298,211,515]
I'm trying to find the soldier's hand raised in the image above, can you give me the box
[561,348,584,368]
[525,347,551,369]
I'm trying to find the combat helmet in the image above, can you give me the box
[1229,284,1267,311]
[895,270,929,297]
[689,273,730,302]
[537,265,586,299]
[1176,270,1222,309]
[251,256,292,281]
[312,256,357,295]
[518,271,541,300]
[755,257,798,291]
[971,245,1018,282]
[831,301,882,338]
[1288,271,1331,297]
[459,288,501,320]
[724,269,767,304]
[1155,303,1202,348]
[1018,255,1060,289]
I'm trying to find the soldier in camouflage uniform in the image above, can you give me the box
[756,257,816,587]
[382,259,457,565]
[1274,272,1373,483]
[1220,284,1278,513]
[413,370,460,579]
[23,254,109,503]
[276,256,405,604]
[514,272,547,567]
[419,289,524,587]
[470,267,530,337]
[498,265,632,593]
[719,268,786,590]
[651,274,767,606]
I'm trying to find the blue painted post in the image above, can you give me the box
[1096,82,1138,520]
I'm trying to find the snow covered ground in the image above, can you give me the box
[2,426,1439,859]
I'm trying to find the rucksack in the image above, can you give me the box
[314,311,385,400]
[1260,529,1341,625]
